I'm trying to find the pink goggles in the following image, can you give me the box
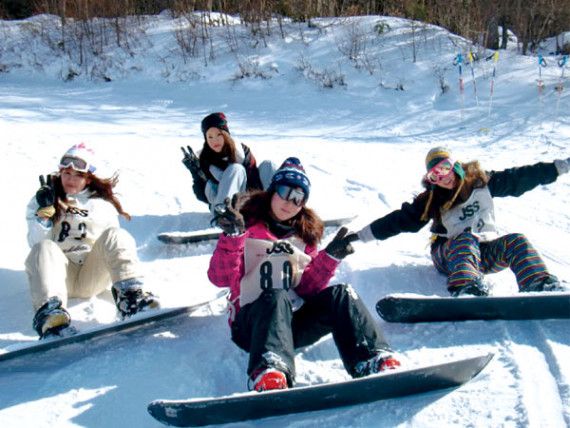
[426,158,455,184]
[59,155,93,173]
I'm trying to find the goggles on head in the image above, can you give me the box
[59,155,91,173]
[275,185,307,207]
[426,158,455,184]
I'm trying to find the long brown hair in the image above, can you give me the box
[239,190,324,247]
[418,160,489,221]
[199,131,238,179]
[52,171,130,223]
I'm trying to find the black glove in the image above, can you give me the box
[36,175,56,208]
[325,227,358,260]
[212,195,245,236]
[181,146,207,181]
[181,146,209,203]
[343,232,359,242]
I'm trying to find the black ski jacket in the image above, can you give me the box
[192,143,263,204]
[366,161,559,245]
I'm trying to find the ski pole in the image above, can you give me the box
[468,51,479,106]
[454,54,465,122]
[553,54,568,124]
[556,54,567,91]
[537,54,547,115]
[487,51,499,116]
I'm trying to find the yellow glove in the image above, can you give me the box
[36,205,56,219]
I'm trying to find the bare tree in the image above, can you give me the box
[2,0,568,57]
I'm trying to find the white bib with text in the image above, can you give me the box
[439,187,498,242]
[240,237,312,307]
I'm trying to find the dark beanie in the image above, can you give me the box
[269,157,311,199]
[201,112,229,138]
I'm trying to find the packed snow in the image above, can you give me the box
[1,13,569,428]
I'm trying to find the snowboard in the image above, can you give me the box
[376,292,570,323]
[0,291,226,363]
[148,353,493,427]
[157,216,355,244]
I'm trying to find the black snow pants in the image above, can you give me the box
[230,284,390,386]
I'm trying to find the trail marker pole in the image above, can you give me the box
[487,51,499,117]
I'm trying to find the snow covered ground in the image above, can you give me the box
[0,13,569,428]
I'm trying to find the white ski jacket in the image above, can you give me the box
[26,189,119,264]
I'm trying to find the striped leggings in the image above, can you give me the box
[431,232,550,292]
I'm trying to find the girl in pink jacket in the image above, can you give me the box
[208,157,400,392]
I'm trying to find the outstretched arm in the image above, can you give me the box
[295,246,340,298]
[348,197,430,243]
[487,160,564,198]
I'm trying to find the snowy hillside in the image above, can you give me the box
[1,13,569,427]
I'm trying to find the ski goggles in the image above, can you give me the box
[425,158,455,184]
[275,185,307,207]
[59,155,92,173]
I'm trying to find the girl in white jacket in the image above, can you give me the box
[25,143,158,339]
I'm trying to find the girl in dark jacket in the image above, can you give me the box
[345,147,569,296]
[181,112,275,213]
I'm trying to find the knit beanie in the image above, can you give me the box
[59,143,97,173]
[425,146,465,179]
[201,112,230,138]
[269,157,311,199]
[420,146,465,221]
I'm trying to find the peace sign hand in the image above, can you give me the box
[181,146,207,182]
[212,194,245,236]
[325,227,357,260]
[36,175,56,208]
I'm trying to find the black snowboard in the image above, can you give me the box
[0,291,226,363]
[148,353,493,427]
[376,292,570,323]
[157,216,355,244]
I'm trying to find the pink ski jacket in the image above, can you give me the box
[208,222,340,323]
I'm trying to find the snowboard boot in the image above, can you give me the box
[353,350,401,378]
[248,367,288,392]
[112,278,160,319]
[521,275,564,292]
[449,279,489,297]
[33,296,72,340]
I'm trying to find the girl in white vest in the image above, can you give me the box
[344,147,569,297]
[25,143,159,339]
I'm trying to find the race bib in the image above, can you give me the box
[440,187,498,242]
[240,237,312,307]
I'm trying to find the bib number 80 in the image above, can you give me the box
[259,260,293,291]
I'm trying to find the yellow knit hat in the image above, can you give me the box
[420,146,465,221]
[425,146,465,179]
[425,147,452,170]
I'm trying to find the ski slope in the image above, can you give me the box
[1,14,569,427]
